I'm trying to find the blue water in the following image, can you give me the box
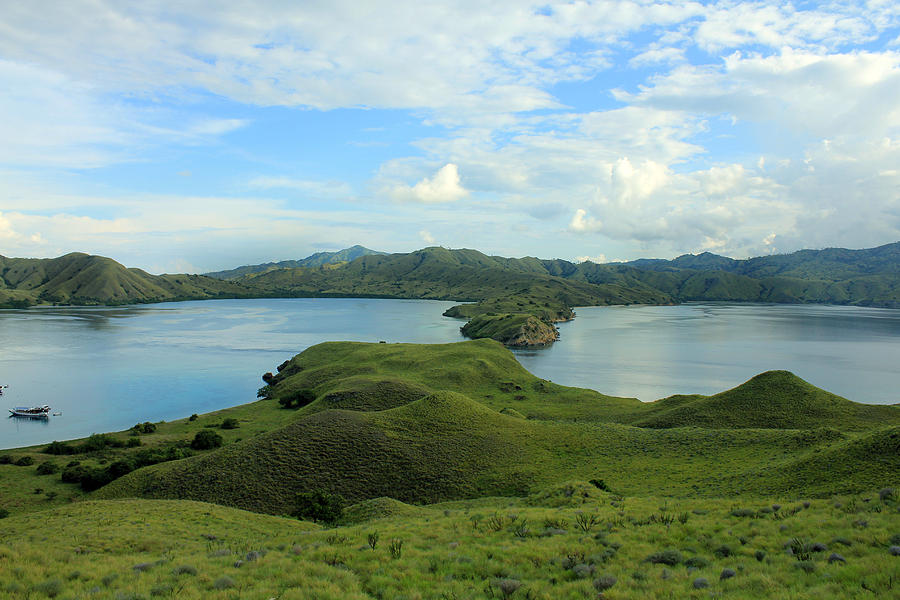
[2,299,898,449]
[513,303,900,404]
[0,298,463,448]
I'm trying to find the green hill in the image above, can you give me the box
[203,245,387,279]
[632,371,900,430]
[89,341,900,514]
[0,253,249,308]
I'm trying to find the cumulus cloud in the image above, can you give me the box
[575,254,607,263]
[3,1,900,264]
[392,164,468,204]
[569,209,603,233]
[419,229,436,244]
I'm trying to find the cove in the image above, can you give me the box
[2,298,899,449]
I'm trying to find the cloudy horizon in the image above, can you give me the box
[2,1,899,273]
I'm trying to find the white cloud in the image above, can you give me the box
[629,47,685,68]
[569,209,603,233]
[392,164,469,204]
[575,254,607,263]
[419,229,436,244]
[249,176,353,197]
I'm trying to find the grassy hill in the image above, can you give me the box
[631,371,899,430]
[204,245,387,279]
[3,490,899,599]
[0,253,250,308]
[2,340,899,599]
[80,341,900,515]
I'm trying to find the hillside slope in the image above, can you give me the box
[0,253,249,308]
[204,245,386,279]
[95,341,900,513]
[631,371,899,430]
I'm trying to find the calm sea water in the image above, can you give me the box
[0,298,463,449]
[514,303,900,404]
[1,299,898,449]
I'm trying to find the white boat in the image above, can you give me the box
[9,405,51,419]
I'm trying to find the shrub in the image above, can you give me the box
[190,430,223,450]
[43,441,75,455]
[646,549,682,566]
[714,545,733,558]
[879,488,895,502]
[212,577,235,590]
[0,508,9,519]
[794,561,816,573]
[172,565,197,576]
[367,531,379,550]
[188,414,198,421]
[754,550,766,561]
[494,578,521,598]
[292,490,344,524]
[574,512,600,532]
[60,464,86,484]
[220,418,239,430]
[684,556,710,569]
[278,389,317,409]
[0,455,11,464]
[36,462,59,475]
[15,456,34,466]
[130,422,157,434]
[126,438,141,448]
[593,575,616,592]
[32,579,63,598]
[389,538,403,559]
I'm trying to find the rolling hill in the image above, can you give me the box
[90,341,900,514]
[203,245,387,279]
[0,253,250,308]
[630,370,899,430]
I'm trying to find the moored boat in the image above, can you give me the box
[9,405,51,419]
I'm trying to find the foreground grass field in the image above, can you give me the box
[1,489,898,599]
[1,340,898,598]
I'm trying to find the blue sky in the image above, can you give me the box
[2,1,900,273]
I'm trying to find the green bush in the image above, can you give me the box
[130,422,157,434]
[292,490,345,524]
[278,389,316,409]
[0,508,9,519]
[220,418,240,430]
[36,462,59,475]
[646,549,682,566]
[15,456,34,466]
[190,430,223,450]
[43,441,76,455]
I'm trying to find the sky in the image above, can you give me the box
[2,1,900,273]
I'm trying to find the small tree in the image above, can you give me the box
[220,418,240,430]
[292,490,344,524]
[190,430,223,450]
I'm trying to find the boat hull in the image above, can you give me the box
[9,407,51,419]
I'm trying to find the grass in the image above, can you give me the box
[1,340,898,598]
[1,490,898,599]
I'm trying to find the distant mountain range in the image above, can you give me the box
[3,242,899,344]
[203,245,387,280]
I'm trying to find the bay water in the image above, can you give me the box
[1,299,898,449]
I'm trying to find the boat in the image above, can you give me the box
[9,405,51,419]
